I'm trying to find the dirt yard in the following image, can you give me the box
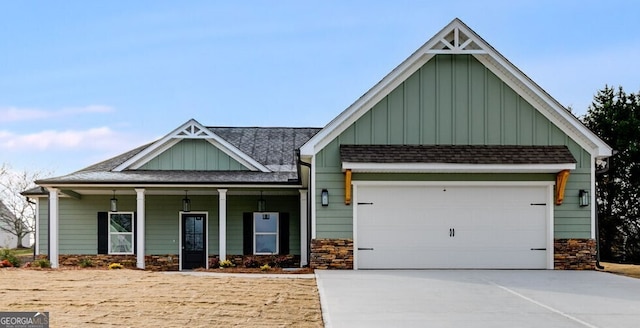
[0,269,323,327]
[600,262,640,279]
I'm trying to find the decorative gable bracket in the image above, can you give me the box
[176,124,211,138]
[427,26,487,54]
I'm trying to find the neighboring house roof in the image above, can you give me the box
[36,120,321,186]
[340,145,577,173]
[0,200,14,220]
[299,18,613,159]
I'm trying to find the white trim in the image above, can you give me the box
[178,211,209,271]
[114,119,270,172]
[310,156,317,239]
[135,188,145,269]
[342,162,576,173]
[107,212,135,255]
[47,188,59,268]
[546,184,555,269]
[35,183,304,190]
[352,180,555,270]
[34,198,40,255]
[299,19,612,159]
[299,189,308,267]
[352,180,555,187]
[218,189,227,262]
[253,212,279,255]
[352,183,359,270]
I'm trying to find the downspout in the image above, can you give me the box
[595,154,615,270]
[297,150,312,267]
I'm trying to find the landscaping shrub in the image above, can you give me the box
[243,256,261,268]
[273,255,294,268]
[32,258,51,268]
[219,259,235,268]
[79,258,94,268]
[209,257,220,269]
[0,248,20,267]
[108,263,123,270]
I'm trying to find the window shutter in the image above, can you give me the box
[97,212,108,254]
[279,212,289,255]
[243,212,253,255]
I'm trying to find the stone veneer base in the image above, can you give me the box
[309,238,596,271]
[554,238,596,270]
[310,238,353,269]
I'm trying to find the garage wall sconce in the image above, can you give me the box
[321,189,329,206]
[578,189,590,207]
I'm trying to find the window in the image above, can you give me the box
[254,212,278,254]
[109,212,134,254]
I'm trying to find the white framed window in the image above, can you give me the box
[108,212,134,254]
[254,212,278,255]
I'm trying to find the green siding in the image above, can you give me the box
[315,54,592,240]
[36,193,301,256]
[140,139,249,171]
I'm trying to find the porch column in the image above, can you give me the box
[47,188,59,268]
[218,189,228,261]
[135,188,146,269]
[299,190,308,267]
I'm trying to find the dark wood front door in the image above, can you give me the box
[182,213,206,269]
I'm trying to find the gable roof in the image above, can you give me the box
[36,123,321,186]
[299,18,612,159]
[114,119,271,172]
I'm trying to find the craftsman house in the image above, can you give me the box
[27,19,611,270]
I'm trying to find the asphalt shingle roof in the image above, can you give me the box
[37,127,321,185]
[340,145,577,165]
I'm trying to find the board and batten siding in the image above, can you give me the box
[37,193,302,256]
[140,139,248,171]
[314,54,592,239]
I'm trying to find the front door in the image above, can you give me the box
[181,213,206,269]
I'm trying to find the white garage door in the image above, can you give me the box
[355,183,550,269]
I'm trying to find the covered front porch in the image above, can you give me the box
[41,186,309,270]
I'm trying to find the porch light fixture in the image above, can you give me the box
[257,191,266,212]
[321,189,329,207]
[579,189,590,207]
[182,190,191,212]
[110,190,118,212]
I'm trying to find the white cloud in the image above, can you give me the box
[0,126,132,151]
[0,105,114,122]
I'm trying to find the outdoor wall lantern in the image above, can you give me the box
[182,190,191,212]
[110,190,118,212]
[321,189,329,207]
[257,191,266,212]
[579,189,590,207]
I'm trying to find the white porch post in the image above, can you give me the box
[218,189,227,261]
[47,188,59,269]
[299,190,308,267]
[135,188,146,269]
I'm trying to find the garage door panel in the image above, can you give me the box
[356,184,549,269]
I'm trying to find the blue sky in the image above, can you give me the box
[1,1,639,176]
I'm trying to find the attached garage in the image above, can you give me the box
[354,182,554,269]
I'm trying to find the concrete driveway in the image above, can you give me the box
[315,270,640,328]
